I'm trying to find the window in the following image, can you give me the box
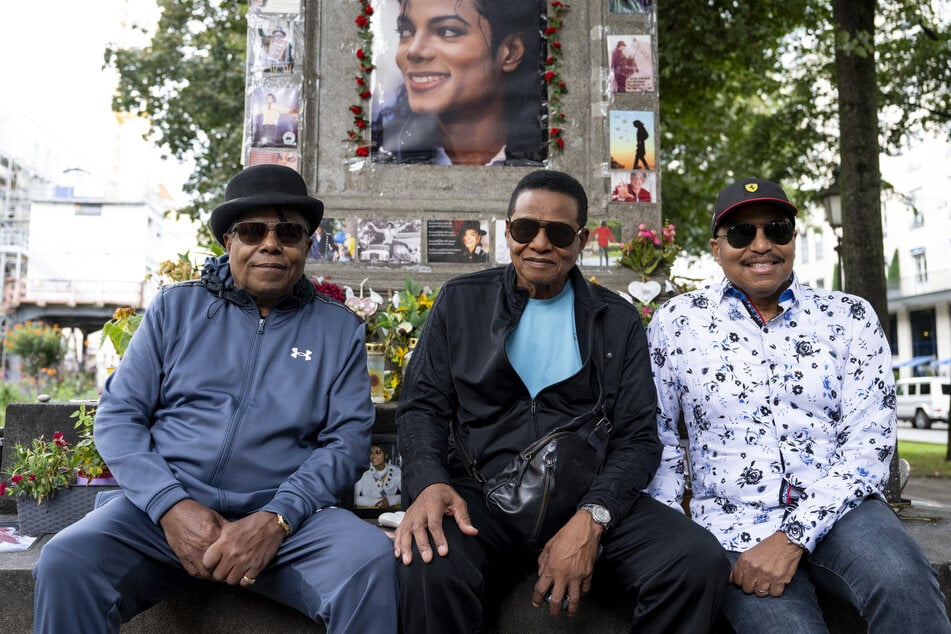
[888,314,898,355]
[798,233,809,263]
[911,248,928,283]
[920,383,931,396]
[910,309,936,374]
[813,231,824,260]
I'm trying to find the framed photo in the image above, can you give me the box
[346,434,402,519]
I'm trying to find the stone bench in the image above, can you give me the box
[2,402,948,632]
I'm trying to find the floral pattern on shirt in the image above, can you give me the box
[645,276,896,552]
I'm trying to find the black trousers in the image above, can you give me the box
[398,478,729,633]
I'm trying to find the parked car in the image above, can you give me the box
[895,376,950,429]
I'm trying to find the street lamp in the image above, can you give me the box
[821,173,843,291]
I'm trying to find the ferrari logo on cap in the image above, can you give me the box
[745,184,759,193]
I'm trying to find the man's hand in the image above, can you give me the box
[531,510,603,617]
[202,511,286,586]
[729,531,804,597]
[394,483,478,565]
[159,499,226,579]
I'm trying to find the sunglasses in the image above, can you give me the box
[508,218,583,248]
[230,221,307,245]
[715,220,794,249]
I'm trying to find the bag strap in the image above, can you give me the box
[452,320,606,483]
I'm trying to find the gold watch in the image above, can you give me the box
[276,513,292,538]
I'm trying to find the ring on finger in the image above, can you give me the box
[241,575,256,586]
[754,586,768,594]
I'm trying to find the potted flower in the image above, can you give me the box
[1,405,116,536]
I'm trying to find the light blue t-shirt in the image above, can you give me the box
[505,283,581,397]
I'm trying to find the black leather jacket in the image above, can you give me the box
[397,265,661,526]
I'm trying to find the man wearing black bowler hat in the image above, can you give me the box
[33,165,398,633]
[646,177,950,632]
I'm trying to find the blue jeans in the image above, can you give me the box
[722,498,950,633]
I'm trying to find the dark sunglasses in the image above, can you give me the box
[715,220,794,249]
[230,221,307,245]
[508,218,583,248]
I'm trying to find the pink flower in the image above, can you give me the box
[28,474,35,482]
[11,475,22,484]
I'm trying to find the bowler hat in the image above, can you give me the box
[210,164,324,245]
[712,177,798,235]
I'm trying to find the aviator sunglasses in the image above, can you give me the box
[508,218,584,248]
[230,221,307,245]
[715,219,794,249]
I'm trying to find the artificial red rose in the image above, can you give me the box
[558,82,566,90]
[552,42,562,49]
[552,2,564,7]
[550,127,561,136]
[545,56,555,65]
[356,146,370,157]
[544,71,556,84]
[356,76,365,86]
[360,89,371,98]
[356,49,366,60]
[348,130,356,139]
[355,15,369,28]
[350,105,363,115]
[313,281,346,302]
[355,119,367,129]
[557,138,565,149]
[544,27,558,36]
[365,5,374,15]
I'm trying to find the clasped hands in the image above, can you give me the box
[159,498,286,587]
[393,483,602,617]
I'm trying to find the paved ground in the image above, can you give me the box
[903,476,950,510]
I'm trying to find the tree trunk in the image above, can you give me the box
[832,0,904,500]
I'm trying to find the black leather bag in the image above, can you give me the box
[455,333,612,550]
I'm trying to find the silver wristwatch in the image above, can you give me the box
[580,504,612,530]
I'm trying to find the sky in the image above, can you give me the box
[0,0,188,196]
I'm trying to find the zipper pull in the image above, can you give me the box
[258,317,265,334]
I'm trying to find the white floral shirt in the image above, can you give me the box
[645,275,896,553]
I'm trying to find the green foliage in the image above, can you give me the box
[104,0,248,249]
[898,441,951,477]
[101,307,143,359]
[887,248,901,288]
[0,382,27,428]
[3,321,66,380]
[659,0,951,257]
[2,434,79,504]
[71,405,110,480]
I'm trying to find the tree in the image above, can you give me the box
[105,0,248,230]
[658,0,951,262]
[3,321,65,387]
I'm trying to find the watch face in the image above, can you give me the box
[585,504,611,525]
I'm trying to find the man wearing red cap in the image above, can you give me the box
[645,177,950,632]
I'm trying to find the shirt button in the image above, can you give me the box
[773,398,780,406]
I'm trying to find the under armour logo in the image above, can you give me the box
[290,347,312,361]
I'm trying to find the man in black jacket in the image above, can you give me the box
[394,170,728,632]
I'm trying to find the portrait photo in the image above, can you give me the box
[494,218,511,264]
[250,19,296,73]
[369,0,549,166]
[426,219,490,263]
[357,218,422,264]
[247,149,299,171]
[307,218,337,261]
[607,34,654,94]
[609,110,655,172]
[610,169,655,203]
[249,84,300,148]
[349,435,402,518]
[608,0,653,13]
[249,0,301,15]
[581,219,623,267]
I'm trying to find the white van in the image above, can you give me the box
[895,377,950,429]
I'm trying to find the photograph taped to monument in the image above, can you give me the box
[248,149,299,171]
[608,0,653,13]
[426,219,490,264]
[249,18,296,74]
[368,0,549,166]
[346,435,403,519]
[609,110,655,172]
[249,84,300,148]
[606,34,654,94]
[609,169,655,204]
[249,0,301,15]
[357,218,422,264]
[494,219,511,264]
[582,219,623,267]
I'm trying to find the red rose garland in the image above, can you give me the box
[545,2,568,151]
[348,1,374,157]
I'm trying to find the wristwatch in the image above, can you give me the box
[276,513,292,538]
[580,504,612,530]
